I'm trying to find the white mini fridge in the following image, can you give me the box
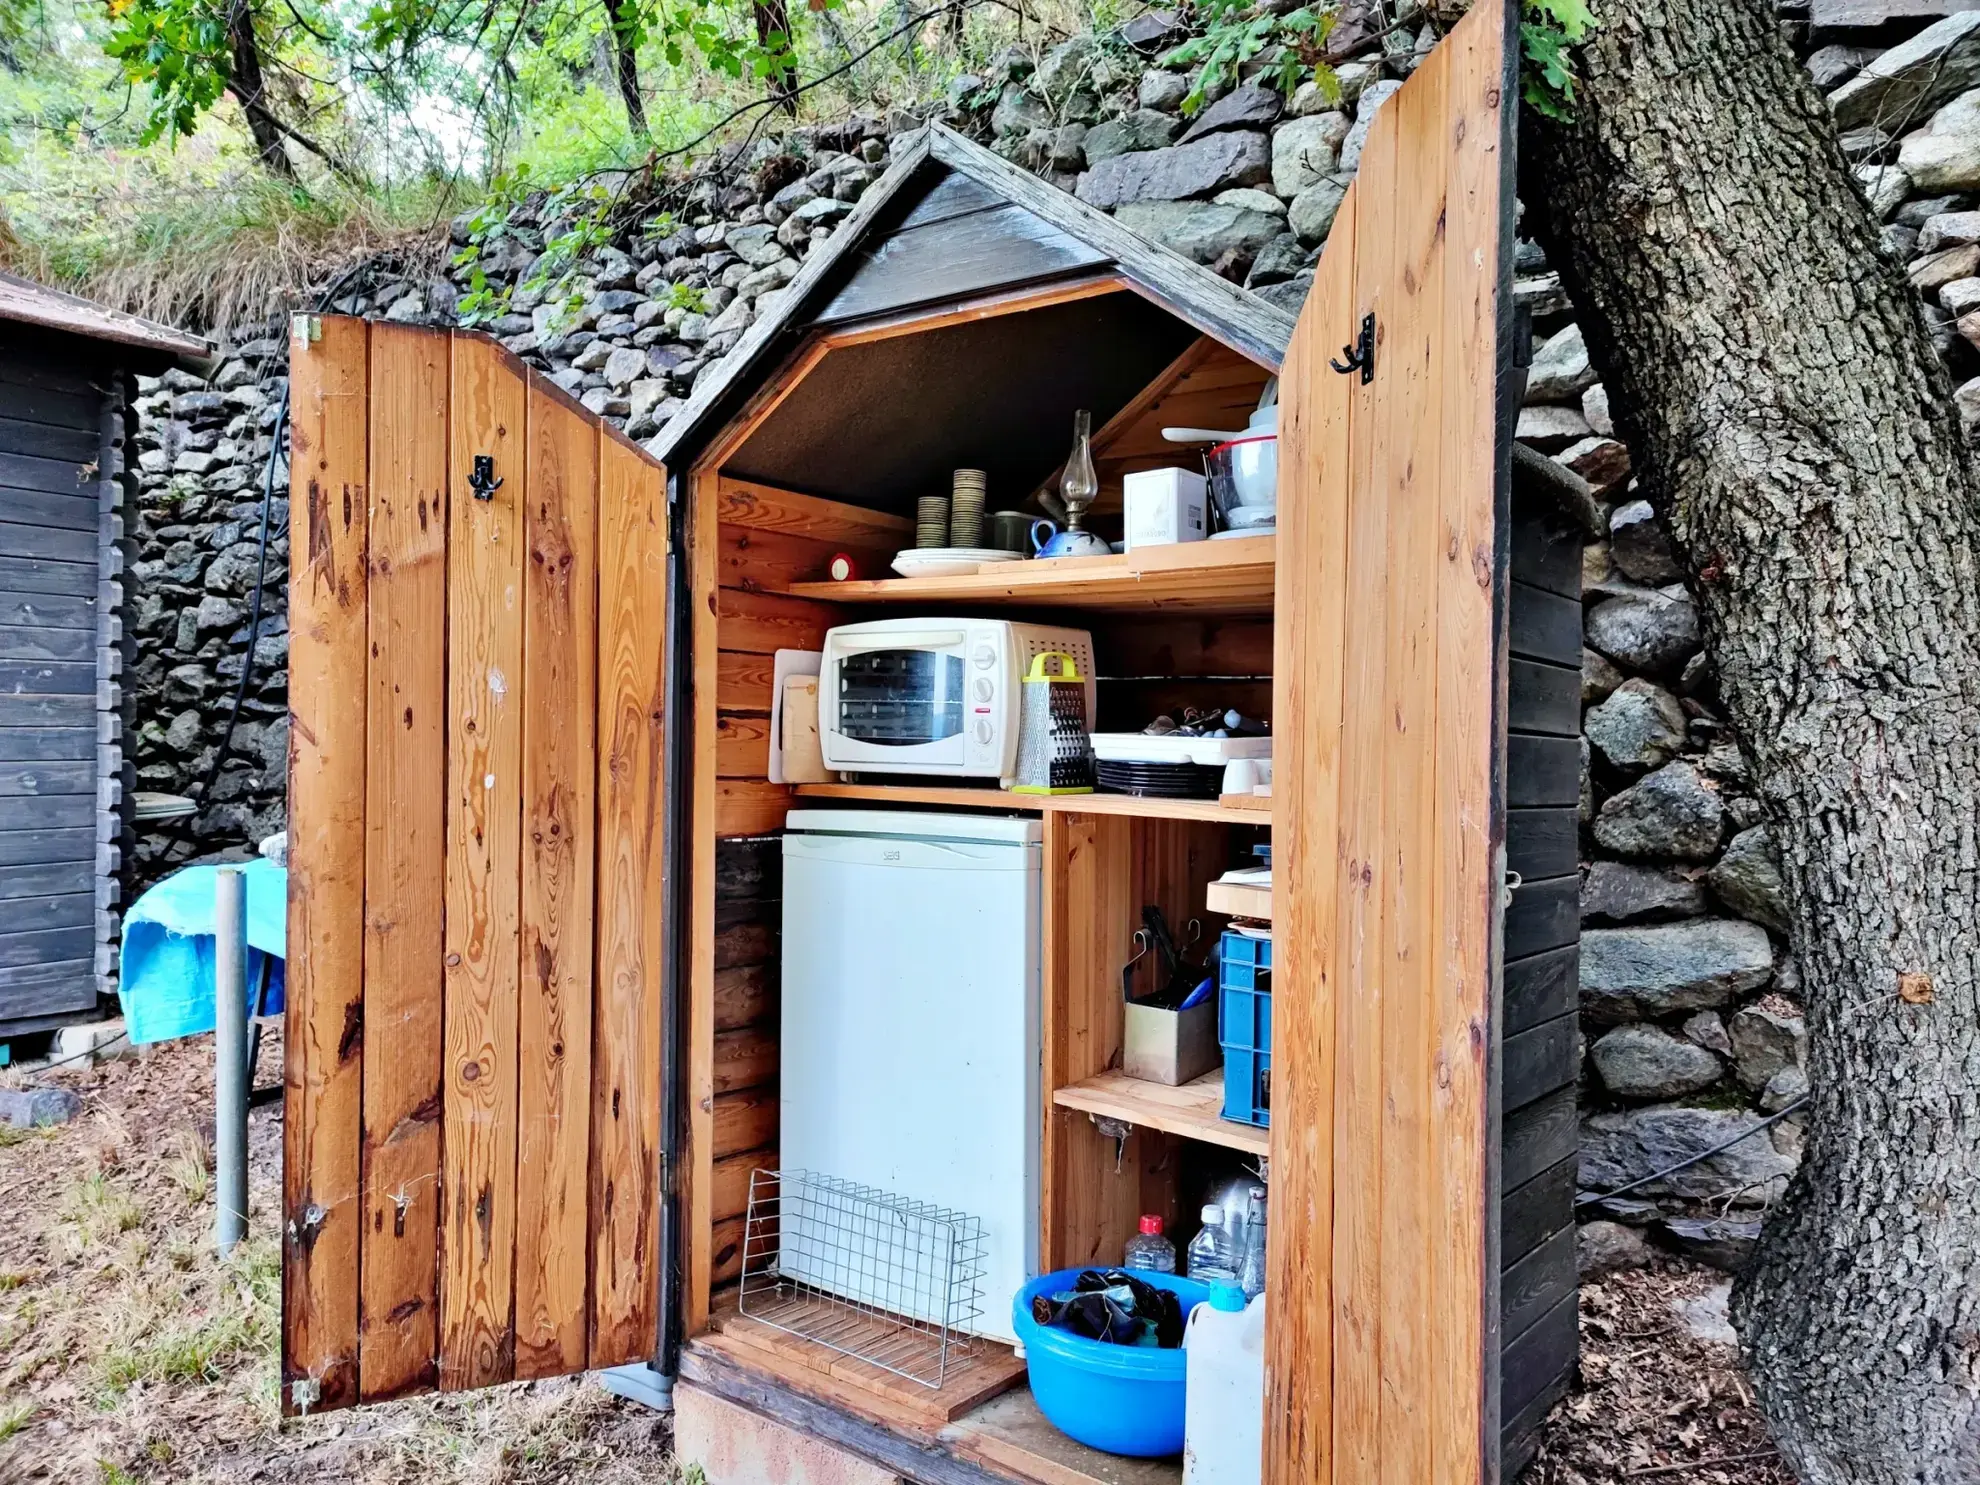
[779,809,1043,1344]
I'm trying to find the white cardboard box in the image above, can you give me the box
[1124,466,1208,550]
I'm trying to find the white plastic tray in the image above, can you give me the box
[1089,733,1272,765]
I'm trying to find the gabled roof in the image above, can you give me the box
[649,123,1298,472]
[0,271,211,366]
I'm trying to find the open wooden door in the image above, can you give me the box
[1267,0,1519,1479]
[283,318,673,1411]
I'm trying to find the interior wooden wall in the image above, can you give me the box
[1026,335,1272,520]
[685,470,907,1327]
[1266,0,1515,1478]
[1089,613,1276,736]
[1041,812,1237,1271]
[285,320,667,1411]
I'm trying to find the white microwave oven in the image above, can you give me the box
[819,618,1097,781]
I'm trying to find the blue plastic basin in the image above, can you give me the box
[1012,1268,1211,1457]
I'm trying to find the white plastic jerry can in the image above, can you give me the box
[1183,1281,1266,1484]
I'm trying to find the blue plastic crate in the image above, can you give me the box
[1218,931,1272,1127]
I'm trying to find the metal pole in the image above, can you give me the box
[214,867,249,1255]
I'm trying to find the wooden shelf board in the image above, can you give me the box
[942,1389,1185,1485]
[788,535,1276,614]
[792,782,1272,825]
[1052,1070,1269,1157]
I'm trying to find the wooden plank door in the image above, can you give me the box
[284,318,672,1412]
[1266,0,1518,1480]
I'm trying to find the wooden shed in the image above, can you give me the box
[283,0,1588,1475]
[0,274,209,1041]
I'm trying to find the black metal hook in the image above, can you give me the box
[468,454,503,501]
[1330,312,1377,385]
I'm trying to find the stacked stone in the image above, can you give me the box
[1508,255,1807,1274]
[952,10,1434,311]
[444,121,901,442]
[127,330,293,882]
[1800,9,1980,430]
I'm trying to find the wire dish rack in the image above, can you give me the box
[738,1168,988,1389]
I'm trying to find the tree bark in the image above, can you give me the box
[1522,1,1980,1480]
[226,0,296,179]
[753,0,799,113]
[604,0,650,138]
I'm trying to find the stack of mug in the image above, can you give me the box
[949,468,986,547]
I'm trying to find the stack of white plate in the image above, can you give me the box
[949,469,987,547]
[893,548,1026,579]
[917,494,950,549]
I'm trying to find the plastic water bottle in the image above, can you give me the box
[1186,1204,1238,1283]
[1237,1186,1268,1300]
[1124,1213,1177,1273]
[1183,1281,1266,1483]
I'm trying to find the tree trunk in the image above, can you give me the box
[753,0,799,114]
[1522,1,1980,1479]
[604,0,650,138]
[226,0,296,179]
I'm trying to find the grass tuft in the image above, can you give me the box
[58,1172,144,1251]
[0,1400,33,1445]
[165,1132,210,1206]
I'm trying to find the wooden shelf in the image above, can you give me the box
[1053,1070,1269,1157]
[792,782,1272,825]
[787,535,1276,614]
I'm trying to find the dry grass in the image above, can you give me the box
[0,1035,680,1484]
[0,171,452,338]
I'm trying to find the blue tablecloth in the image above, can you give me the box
[117,860,286,1044]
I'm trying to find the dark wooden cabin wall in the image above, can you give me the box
[707,835,782,1292]
[1498,495,1584,1477]
[0,335,130,1035]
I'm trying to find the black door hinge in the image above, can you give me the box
[1330,312,1377,385]
[468,454,503,501]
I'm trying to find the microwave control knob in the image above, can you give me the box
[973,645,996,669]
[972,677,994,702]
[973,720,993,744]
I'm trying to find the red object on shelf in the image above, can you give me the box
[828,552,859,581]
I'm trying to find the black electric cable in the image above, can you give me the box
[1574,1096,1809,1210]
[20,1027,131,1073]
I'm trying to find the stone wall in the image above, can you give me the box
[130,0,1965,1268]
[129,337,293,882]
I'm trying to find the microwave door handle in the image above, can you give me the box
[833,631,969,653]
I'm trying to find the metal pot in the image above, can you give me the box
[1161,407,1278,535]
[1204,433,1277,531]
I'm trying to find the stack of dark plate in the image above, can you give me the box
[1094,759,1224,799]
